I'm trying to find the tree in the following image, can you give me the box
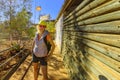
[26,27,36,39]
[46,21,55,33]
[46,20,55,39]
[10,8,32,41]
[0,0,32,42]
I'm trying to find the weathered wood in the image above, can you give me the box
[64,0,120,23]
[64,11,120,26]
[57,0,120,79]
[87,55,120,80]
[83,55,106,80]
[79,33,120,47]
[0,47,13,55]
[20,61,32,80]
[80,63,98,80]
[66,36,120,62]
[82,39,120,61]
[1,52,30,80]
[64,34,120,71]
[63,46,93,80]
[94,0,119,10]
[85,46,120,73]
[66,44,100,80]
[64,21,120,34]
[64,0,91,20]
[62,38,120,80]
[80,33,120,48]
[64,31,120,48]
[0,50,23,68]
[64,0,108,21]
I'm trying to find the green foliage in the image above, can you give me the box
[46,21,55,33]
[0,24,4,32]
[26,27,36,39]
[0,0,32,41]
[11,42,21,52]
[7,8,32,40]
[16,9,29,26]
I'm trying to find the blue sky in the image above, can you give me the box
[31,0,64,23]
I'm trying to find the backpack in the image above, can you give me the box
[44,35,51,54]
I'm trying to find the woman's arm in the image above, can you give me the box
[31,40,35,53]
[47,34,55,56]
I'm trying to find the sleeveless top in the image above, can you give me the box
[33,30,49,57]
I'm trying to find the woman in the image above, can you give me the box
[32,20,55,80]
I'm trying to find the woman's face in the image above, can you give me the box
[38,25,46,32]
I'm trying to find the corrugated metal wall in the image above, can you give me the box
[62,0,120,80]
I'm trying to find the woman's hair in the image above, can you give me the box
[37,25,40,33]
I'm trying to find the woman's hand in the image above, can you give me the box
[45,53,52,61]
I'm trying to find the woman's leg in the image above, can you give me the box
[41,65,48,80]
[33,62,39,80]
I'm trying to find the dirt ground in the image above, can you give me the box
[9,46,70,80]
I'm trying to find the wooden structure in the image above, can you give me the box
[55,0,120,80]
[0,46,31,80]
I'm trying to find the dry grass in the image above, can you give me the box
[0,39,11,51]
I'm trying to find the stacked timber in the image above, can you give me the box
[61,0,120,80]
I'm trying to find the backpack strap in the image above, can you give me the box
[44,35,51,54]
[44,35,47,47]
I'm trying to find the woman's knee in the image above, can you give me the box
[33,63,38,70]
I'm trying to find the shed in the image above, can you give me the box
[55,0,120,80]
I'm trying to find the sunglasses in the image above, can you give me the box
[39,25,46,28]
